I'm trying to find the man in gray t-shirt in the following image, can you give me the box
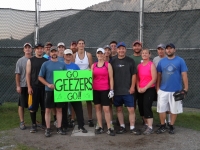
[15,43,32,130]
[111,42,140,135]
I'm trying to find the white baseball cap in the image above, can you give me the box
[23,43,32,48]
[96,48,105,54]
[64,49,73,55]
[57,42,65,47]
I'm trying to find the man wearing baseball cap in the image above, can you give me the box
[153,44,166,67]
[39,46,66,137]
[43,42,52,60]
[57,42,65,62]
[15,43,32,130]
[109,41,118,59]
[26,43,48,133]
[156,43,188,134]
[111,42,140,135]
[70,41,77,54]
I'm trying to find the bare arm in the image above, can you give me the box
[156,72,162,92]
[26,59,32,94]
[15,74,21,93]
[108,63,114,90]
[38,76,54,89]
[87,52,93,69]
[129,74,136,94]
[182,72,188,92]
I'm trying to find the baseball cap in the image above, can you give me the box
[157,44,166,50]
[166,43,175,49]
[34,43,44,48]
[71,41,77,45]
[45,42,52,47]
[117,42,126,48]
[64,49,73,55]
[96,48,105,54]
[57,42,65,47]
[23,43,32,48]
[50,46,57,52]
[133,40,142,46]
[103,45,111,50]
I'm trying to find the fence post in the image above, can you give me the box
[139,0,144,44]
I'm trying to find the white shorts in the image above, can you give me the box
[157,89,183,114]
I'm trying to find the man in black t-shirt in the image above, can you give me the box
[111,42,140,135]
[26,43,48,133]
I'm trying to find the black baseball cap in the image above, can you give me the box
[34,43,44,48]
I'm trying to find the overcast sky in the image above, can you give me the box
[0,0,109,11]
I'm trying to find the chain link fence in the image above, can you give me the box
[0,8,200,108]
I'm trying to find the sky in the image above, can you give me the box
[0,0,110,11]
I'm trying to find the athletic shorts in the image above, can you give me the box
[44,91,65,108]
[29,86,45,112]
[113,94,134,107]
[157,89,183,114]
[18,87,28,108]
[93,90,111,106]
[138,87,156,118]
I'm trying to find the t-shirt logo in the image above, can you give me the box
[117,64,124,67]
[165,64,177,75]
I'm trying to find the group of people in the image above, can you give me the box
[15,39,188,137]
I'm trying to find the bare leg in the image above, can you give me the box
[95,104,103,127]
[159,112,166,125]
[116,106,124,125]
[86,101,92,119]
[18,106,24,122]
[45,108,51,128]
[103,106,111,129]
[170,113,177,125]
[56,108,62,128]
[127,107,135,126]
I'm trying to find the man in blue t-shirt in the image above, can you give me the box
[156,43,188,134]
[63,49,87,133]
[39,46,66,137]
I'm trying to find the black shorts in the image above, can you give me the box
[44,91,65,108]
[93,90,111,106]
[29,86,45,112]
[138,87,156,118]
[18,87,28,108]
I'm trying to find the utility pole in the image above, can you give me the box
[139,0,144,44]
[35,0,40,45]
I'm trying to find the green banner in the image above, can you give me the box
[53,70,93,102]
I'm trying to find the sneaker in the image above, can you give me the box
[156,124,166,134]
[168,125,175,134]
[107,128,115,136]
[39,125,46,130]
[30,124,37,133]
[20,121,26,130]
[141,124,148,132]
[62,127,68,132]
[95,127,104,134]
[143,127,154,135]
[95,123,100,130]
[88,120,94,127]
[45,128,51,137]
[116,126,126,134]
[78,127,88,133]
[57,128,66,135]
[54,120,57,127]
[130,128,141,135]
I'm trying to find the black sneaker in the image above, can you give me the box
[78,127,88,133]
[30,124,37,133]
[57,128,66,135]
[168,125,175,134]
[62,127,68,132]
[130,128,141,135]
[88,120,94,127]
[156,124,166,134]
[95,127,104,134]
[116,127,126,134]
[107,128,115,136]
[45,128,51,137]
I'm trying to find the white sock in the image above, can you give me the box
[148,126,153,129]
[110,121,113,124]
[120,124,125,128]
[167,114,171,123]
[165,119,167,123]
[130,126,135,130]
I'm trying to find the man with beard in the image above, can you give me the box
[156,43,188,134]
[57,42,65,62]
[26,43,48,133]
[109,41,118,59]
[39,46,66,137]
[70,41,78,54]
[15,43,32,130]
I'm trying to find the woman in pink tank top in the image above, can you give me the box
[137,49,157,135]
[91,48,115,136]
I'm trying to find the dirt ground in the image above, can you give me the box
[1,107,200,150]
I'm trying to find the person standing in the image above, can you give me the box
[109,41,118,58]
[63,49,88,133]
[111,42,140,135]
[137,49,157,135]
[74,39,94,127]
[15,43,32,130]
[43,42,52,60]
[26,43,48,133]
[39,46,66,137]
[57,42,65,62]
[70,41,78,54]
[156,43,188,134]
[92,48,115,136]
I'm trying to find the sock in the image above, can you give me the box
[120,124,125,128]
[164,119,167,123]
[30,112,36,125]
[167,114,171,123]
[130,126,135,130]
[110,121,113,124]
[54,115,56,121]
[41,110,45,126]
[149,126,153,129]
